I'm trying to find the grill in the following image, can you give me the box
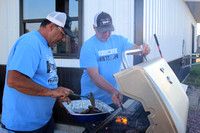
[114,51,189,133]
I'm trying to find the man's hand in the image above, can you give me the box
[110,89,123,107]
[131,43,150,55]
[51,87,74,100]
[142,43,150,55]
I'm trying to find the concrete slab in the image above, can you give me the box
[181,83,188,92]
[186,85,200,111]
[55,123,85,133]
[0,123,85,133]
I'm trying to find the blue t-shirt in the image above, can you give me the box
[1,30,58,131]
[80,35,134,105]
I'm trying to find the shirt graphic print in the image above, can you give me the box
[98,48,118,62]
[46,55,58,85]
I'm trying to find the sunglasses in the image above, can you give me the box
[58,27,67,38]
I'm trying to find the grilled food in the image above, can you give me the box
[80,105,102,114]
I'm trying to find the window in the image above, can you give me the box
[20,0,82,58]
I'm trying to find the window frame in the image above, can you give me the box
[19,0,83,59]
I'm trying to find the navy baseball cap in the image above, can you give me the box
[62,15,75,38]
[94,11,115,33]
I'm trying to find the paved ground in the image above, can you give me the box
[0,124,84,133]
[186,85,200,133]
[54,124,84,133]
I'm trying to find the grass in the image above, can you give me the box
[183,64,200,86]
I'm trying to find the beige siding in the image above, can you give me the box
[0,0,198,67]
[144,0,197,61]
[83,0,135,42]
[0,0,19,64]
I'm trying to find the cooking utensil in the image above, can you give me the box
[69,93,89,99]
[62,100,114,122]
[69,92,95,107]
[89,92,95,107]
[120,102,125,110]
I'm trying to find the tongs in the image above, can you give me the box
[69,92,96,107]
[120,102,125,110]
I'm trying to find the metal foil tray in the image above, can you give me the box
[63,100,114,115]
[62,100,114,122]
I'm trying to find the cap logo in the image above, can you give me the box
[99,18,111,26]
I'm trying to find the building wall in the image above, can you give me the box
[83,0,135,43]
[0,0,20,65]
[143,0,197,62]
[0,0,196,66]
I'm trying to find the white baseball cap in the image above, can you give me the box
[46,11,66,28]
[46,11,75,37]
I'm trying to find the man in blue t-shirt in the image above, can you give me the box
[1,11,75,132]
[80,11,150,109]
